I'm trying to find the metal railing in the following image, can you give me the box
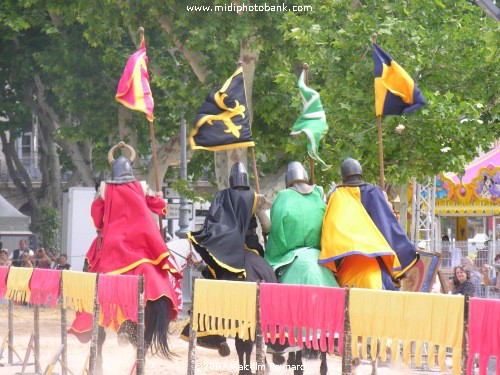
[6,157,72,183]
[436,240,499,299]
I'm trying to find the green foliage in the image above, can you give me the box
[30,206,61,251]
[1,0,498,193]
[169,179,213,204]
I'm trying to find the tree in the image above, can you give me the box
[1,0,498,213]
[30,206,61,252]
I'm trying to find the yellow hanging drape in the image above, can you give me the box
[5,267,34,302]
[62,271,97,312]
[350,289,463,374]
[193,279,257,341]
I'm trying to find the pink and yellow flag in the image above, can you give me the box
[115,36,154,122]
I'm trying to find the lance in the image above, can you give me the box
[303,63,316,185]
[138,27,164,233]
[372,33,386,189]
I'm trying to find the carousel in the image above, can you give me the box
[434,146,499,269]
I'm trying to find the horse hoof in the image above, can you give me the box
[272,354,286,365]
[117,331,129,347]
[218,342,231,357]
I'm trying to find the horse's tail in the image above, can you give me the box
[145,296,174,359]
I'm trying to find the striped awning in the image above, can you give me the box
[435,202,500,216]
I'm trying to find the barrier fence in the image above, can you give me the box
[1,267,498,375]
[188,279,500,375]
[0,266,144,375]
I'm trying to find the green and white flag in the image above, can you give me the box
[291,70,331,171]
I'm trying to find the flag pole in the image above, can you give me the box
[238,60,267,246]
[303,63,316,185]
[372,33,385,189]
[139,27,163,233]
[237,60,261,194]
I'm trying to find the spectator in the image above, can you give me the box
[34,248,52,269]
[447,276,456,295]
[56,254,71,270]
[9,240,30,267]
[461,257,482,292]
[452,265,476,296]
[482,253,500,290]
[20,252,33,268]
[0,249,12,267]
[43,246,58,268]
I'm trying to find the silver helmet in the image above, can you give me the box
[285,161,309,187]
[229,162,249,189]
[340,158,363,186]
[107,142,136,184]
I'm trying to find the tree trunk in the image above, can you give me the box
[118,106,137,150]
[158,15,211,83]
[0,130,40,218]
[214,148,248,190]
[213,38,260,190]
[400,184,409,235]
[39,124,62,210]
[29,74,95,187]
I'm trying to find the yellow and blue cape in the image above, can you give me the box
[320,185,418,290]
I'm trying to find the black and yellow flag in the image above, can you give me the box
[189,67,255,151]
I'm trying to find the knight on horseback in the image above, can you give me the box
[180,162,276,374]
[320,158,419,374]
[264,161,339,374]
[320,157,419,290]
[69,142,182,371]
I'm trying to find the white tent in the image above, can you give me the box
[0,194,32,252]
[0,194,30,231]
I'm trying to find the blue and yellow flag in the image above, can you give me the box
[292,70,331,171]
[373,44,426,116]
[189,67,255,151]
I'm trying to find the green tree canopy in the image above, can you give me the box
[1,0,498,202]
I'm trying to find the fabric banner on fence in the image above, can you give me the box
[5,267,34,302]
[467,298,500,375]
[98,274,139,330]
[193,279,257,341]
[29,268,61,307]
[260,283,345,355]
[0,266,8,298]
[62,271,97,313]
[350,289,463,374]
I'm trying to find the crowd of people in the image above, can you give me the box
[0,239,71,270]
[439,254,500,298]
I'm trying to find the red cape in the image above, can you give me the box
[69,182,182,341]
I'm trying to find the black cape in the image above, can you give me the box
[189,188,256,278]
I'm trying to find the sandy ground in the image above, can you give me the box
[0,304,459,375]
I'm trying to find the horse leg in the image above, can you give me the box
[286,351,295,367]
[244,339,253,375]
[117,320,138,347]
[370,339,380,375]
[293,350,304,375]
[272,353,286,365]
[96,326,106,375]
[235,337,250,375]
[320,351,327,375]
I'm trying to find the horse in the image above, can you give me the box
[80,248,182,375]
[169,238,276,375]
